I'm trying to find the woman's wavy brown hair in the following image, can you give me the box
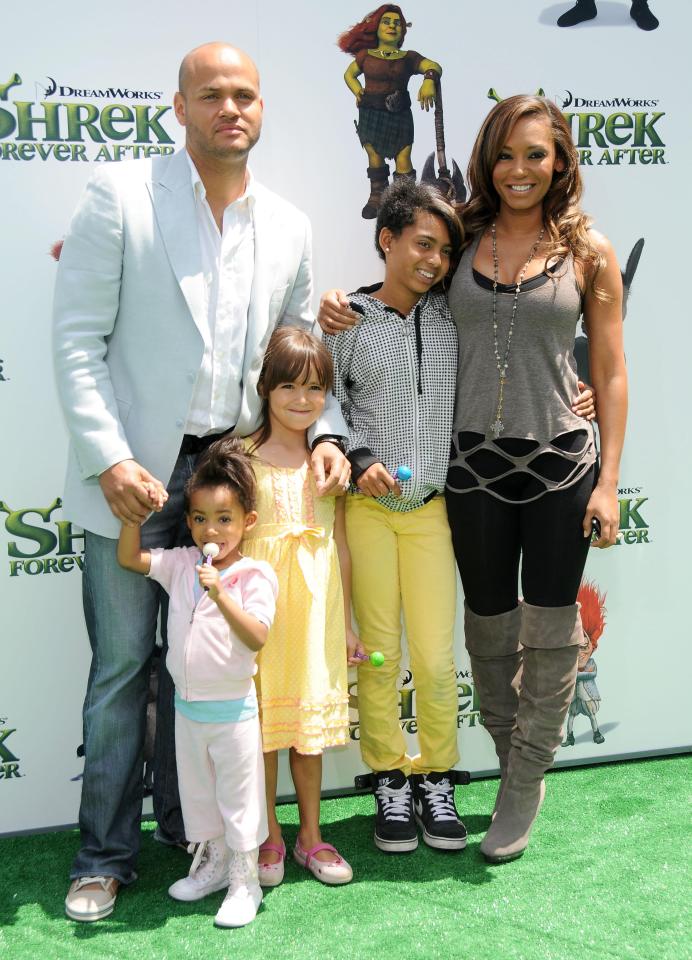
[462,95,605,293]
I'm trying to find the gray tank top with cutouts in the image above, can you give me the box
[446,235,596,504]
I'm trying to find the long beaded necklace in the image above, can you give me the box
[489,222,545,439]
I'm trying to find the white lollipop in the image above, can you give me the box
[200,542,220,592]
[202,542,220,565]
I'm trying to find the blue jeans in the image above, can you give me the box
[71,454,197,883]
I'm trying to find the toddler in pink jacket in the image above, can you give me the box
[118,438,277,928]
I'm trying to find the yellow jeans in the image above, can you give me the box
[346,494,459,776]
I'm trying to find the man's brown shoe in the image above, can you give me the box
[65,876,120,922]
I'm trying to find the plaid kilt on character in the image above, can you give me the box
[357,106,414,160]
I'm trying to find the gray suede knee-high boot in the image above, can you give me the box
[480,602,581,863]
[464,604,523,815]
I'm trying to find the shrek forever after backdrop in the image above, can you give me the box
[1,0,690,833]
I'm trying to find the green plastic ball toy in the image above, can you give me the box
[370,651,385,668]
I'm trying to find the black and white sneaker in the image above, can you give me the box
[411,772,468,850]
[373,769,418,853]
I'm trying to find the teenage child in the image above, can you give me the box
[117,439,278,928]
[323,180,468,854]
[243,326,362,886]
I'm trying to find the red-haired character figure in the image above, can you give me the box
[338,5,442,219]
[563,580,607,746]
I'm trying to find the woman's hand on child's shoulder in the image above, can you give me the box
[572,380,596,422]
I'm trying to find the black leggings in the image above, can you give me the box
[445,465,596,616]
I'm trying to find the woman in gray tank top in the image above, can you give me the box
[445,96,627,865]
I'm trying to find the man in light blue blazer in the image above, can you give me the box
[54,42,348,922]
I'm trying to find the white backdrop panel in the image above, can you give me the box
[1,0,690,834]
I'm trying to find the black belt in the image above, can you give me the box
[179,429,233,457]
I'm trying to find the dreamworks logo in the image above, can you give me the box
[560,90,660,110]
[42,76,163,101]
[0,718,23,781]
[487,85,665,167]
[0,70,174,164]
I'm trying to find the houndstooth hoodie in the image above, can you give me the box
[324,289,457,513]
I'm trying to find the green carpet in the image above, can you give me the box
[1,756,690,960]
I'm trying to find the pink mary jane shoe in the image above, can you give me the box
[258,840,286,888]
[293,839,353,885]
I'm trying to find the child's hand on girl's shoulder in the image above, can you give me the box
[196,563,221,600]
[311,442,351,497]
[346,628,366,666]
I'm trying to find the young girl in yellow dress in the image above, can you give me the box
[243,327,362,887]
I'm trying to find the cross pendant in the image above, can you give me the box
[490,418,504,439]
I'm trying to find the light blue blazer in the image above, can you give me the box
[52,149,346,538]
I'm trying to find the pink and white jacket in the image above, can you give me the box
[148,547,278,702]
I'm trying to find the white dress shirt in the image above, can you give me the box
[184,152,255,436]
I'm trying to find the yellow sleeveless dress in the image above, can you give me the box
[242,445,350,754]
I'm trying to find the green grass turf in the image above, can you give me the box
[1,756,690,960]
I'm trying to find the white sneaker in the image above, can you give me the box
[215,849,263,928]
[168,837,229,902]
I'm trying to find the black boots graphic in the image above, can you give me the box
[558,0,659,30]
[557,0,597,26]
[630,0,659,30]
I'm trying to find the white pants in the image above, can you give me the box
[175,711,268,851]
